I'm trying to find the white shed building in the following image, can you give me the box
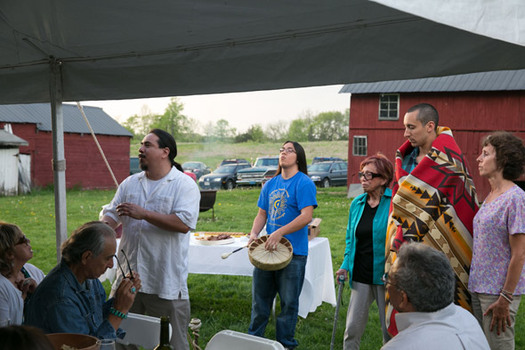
[0,129,29,196]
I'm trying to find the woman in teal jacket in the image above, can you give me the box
[336,153,393,350]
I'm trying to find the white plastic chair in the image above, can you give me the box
[117,313,172,349]
[205,330,285,350]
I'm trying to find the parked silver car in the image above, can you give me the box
[236,156,279,186]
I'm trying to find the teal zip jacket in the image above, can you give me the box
[340,188,392,287]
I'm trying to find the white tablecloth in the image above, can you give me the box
[189,236,336,318]
[100,236,337,318]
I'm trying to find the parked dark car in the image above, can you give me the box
[182,161,211,180]
[199,164,251,190]
[308,160,348,188]
[219,158,250,166]
[130,157,141,175]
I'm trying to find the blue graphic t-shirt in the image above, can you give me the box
[257,171,317,255]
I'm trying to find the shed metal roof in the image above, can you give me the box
[0,104,132,137]
[340,70,525,94]
[0,129,28,146]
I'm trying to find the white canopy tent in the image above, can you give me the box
[1,0,524,259]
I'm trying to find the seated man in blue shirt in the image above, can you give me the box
[25,221,141,340]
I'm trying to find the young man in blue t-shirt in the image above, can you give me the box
[248,141,317,350]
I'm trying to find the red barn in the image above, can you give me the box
[341,70,525,200]
[0,103,132,190]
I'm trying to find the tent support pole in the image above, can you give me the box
[49,58,67,263]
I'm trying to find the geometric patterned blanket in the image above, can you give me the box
[385,126,479,336]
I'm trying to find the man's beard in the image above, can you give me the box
[139,158,148,171]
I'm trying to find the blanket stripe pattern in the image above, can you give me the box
[385,127,479,336]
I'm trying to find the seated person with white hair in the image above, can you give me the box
[381,243,489,350]
[24,221,141,340]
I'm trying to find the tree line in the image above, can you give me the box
[122,98,349,143]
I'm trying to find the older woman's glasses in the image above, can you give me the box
[358,171,381,181]
[382,272,400,290]
[279,147,296,154]
[15,235,30,245]
[114,249,134,280]
[382,273,393,285]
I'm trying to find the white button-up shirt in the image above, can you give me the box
[104,167,200,300]
[381,303,490,350]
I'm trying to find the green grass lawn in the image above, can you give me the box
[1,187,524,349]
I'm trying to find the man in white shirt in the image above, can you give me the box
[103,129,200,350]
[381,243,489,350]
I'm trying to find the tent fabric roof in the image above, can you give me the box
[1,0,525,104]
[2,0,524,263]
[0,129,29,147]
[0,104,132,137]
[340,69,525,94]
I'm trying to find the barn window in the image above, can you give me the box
[378,94,399,120]
[353,136,367,156]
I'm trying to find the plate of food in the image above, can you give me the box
[195,232,236,245]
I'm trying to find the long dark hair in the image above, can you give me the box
[61,221,115,266]
[275,140,308,176]
[149,128,183,171]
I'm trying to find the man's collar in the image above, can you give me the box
[141,166,178,181]
[60,260,90,294]
[394,303,456,331]
[281,168,299,180]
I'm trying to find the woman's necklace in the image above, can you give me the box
[367,189,383,208]
[487,183,512,203]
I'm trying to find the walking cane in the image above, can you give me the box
[330,274,346,350]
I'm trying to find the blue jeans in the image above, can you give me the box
[248,255,307,349]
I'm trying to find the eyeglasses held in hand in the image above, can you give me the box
[279,147,296,154]
[358,171,381,181]
[115,249,134,280]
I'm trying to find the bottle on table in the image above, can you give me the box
[154,316,173,350]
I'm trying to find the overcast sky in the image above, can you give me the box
[83,84,350,133]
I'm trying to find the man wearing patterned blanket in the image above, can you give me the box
[385,103,479,336]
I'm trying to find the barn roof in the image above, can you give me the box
[0,129,28,147]
[340,69,525,94]
[0,104,132,137]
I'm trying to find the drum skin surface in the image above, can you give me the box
[248,235,293,271]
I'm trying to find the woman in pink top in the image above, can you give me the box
[468,131,525,350]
